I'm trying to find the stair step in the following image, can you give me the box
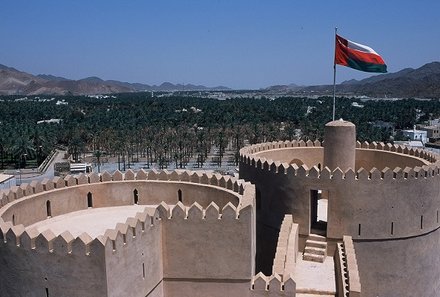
[303,252,325,263]
[308,234,326,242]
[304,246,326,256]
[306,239,327,249]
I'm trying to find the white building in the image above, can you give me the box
[402,126,428,144]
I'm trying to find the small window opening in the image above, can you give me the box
[12,214,15,226]
[45,288,49,297]
[391,222,394,235]
[178,189,182,203]
[142,263,146,279]
[358,224,361,236]
[46,200,52,217]
[150,216,154,226]
[87,192,93,208]
[133,189,139,204]
[421,215,424,229]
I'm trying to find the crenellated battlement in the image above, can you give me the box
[241,157,440,182]
[0,169,253,212]
[0,206,160,256]
[0,198,253,255]
[0,169,255,257]
[239,138,440,241]
[239,139,440,183]
[250,272,296,296]
[240,140,439,165]
[0,169,256,297]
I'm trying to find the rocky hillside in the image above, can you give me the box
[265,62,440,98]
[0,64,229,95]
[338,61,440,98]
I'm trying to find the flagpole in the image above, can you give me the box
[333,27,337,121]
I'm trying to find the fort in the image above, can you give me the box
[1,120,439,297]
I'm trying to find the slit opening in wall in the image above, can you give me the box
[45,288,49,297]
[133,189,139,205]
[178,189,182,203]
[87,192,93,208]
[358,224,361,236]
[310,189,328,236]
[46,200,52,218]
[12,214,15,226]
[391,222,394,235]
[142,263,145,279]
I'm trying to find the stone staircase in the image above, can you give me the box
[303,234,327,263]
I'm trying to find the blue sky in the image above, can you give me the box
[1,1,439,89]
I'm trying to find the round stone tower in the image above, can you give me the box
[323,119,356,171]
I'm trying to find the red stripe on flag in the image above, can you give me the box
[335,35,386,66]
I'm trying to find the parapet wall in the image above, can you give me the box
[239,140,440,240]
[250,272,296,297]
[241,140,435,171]
[0,206,161,297]
[160,200,255,281]
[0,169,250,228]
[0,169,256,297]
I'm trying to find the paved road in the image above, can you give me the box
[17,150,67,185]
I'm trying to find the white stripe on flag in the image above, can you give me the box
[347,39,378,55]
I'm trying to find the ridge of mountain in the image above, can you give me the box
[0,65,230,95]
[1,62,439,97]
[265,61,440,98]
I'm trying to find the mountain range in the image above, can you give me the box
[265,61,440,98]
[0,64,229,95]
[1,62,440,97]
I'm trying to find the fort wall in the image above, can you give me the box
[0,227,107,297]
[160,200,255,280]
[354,227,440,297]
[240,140,440,275]
[0,170,243,228]
[254,147,323,168]
[104,210,163,297]
[0,169,256,297]
[356,149,429,171]
[240,141,440,240]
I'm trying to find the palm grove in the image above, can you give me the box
[0,92,437,171]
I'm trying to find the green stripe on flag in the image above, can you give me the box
[347,58,387,73]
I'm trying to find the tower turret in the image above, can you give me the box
[323,119,356,171]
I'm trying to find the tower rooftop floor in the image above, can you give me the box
[26,205,157,238]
